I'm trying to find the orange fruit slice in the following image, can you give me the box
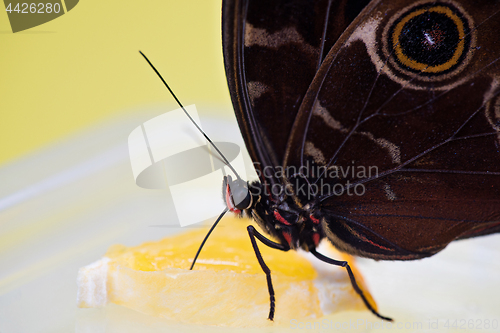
[77,217,376,327]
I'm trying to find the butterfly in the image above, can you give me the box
[219,0,500,322]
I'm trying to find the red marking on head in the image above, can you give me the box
[225,184,241,214]
[310,215,320,224]
[313,233,320,247]
[274,210,291,225]
[282,231,292,246]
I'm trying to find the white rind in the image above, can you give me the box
[299,242,356,315]
[77,257,111,308]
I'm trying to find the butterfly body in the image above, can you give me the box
[220,0,500,320]
[224,176,310,250]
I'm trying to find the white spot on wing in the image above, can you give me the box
[247,81,269,106]
[305,141,327,165]
[313,101,346,131]
[345,16,385,73]
[424,33,435,46]
[313,100,401,164]
[383,184,397,201]
[374,138,401,164]
[245,23,315,54]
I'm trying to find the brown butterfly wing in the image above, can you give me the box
[283,0,500,259]
[222,0,371,183]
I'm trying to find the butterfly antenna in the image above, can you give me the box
[139,51,242,180]
[189,208,228,270]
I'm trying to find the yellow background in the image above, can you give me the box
[0,0,231,165]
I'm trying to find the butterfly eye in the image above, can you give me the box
[382,1,475,82]
[224,175,252,212]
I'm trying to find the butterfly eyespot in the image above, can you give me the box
[382,1,475,82]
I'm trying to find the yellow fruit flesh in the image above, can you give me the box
[80,217,376,327]
[105,219,316,277]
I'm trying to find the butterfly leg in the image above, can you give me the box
[247,225,290,321]
[309,248,393,322]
